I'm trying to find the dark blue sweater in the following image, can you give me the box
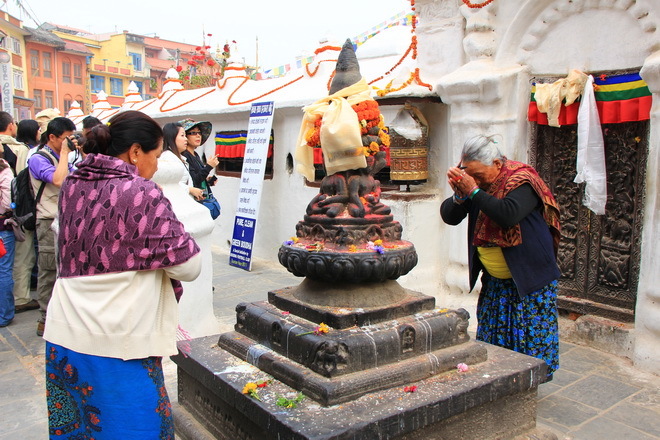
[440,184,560,298]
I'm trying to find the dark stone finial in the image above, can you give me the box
[329,39,362,94]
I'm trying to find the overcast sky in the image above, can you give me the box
[3,0,410,69]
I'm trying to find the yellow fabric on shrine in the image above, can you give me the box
[295,78,371,181]
[477,246,512,280]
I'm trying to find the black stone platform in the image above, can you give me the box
[216,282,485,405]
[267,279,436,329]
[173,336,547,440]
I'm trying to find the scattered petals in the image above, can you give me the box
[297,322,330,337]
[315,322,330,335]
[403,385,418,393]
[281,311,291,316]
[457,363,469,373]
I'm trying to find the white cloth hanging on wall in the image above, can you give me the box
[574,75,607,215]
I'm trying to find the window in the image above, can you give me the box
[90,75,105,93]
[43,52,52,78]
[30,50,40,76]
[214,130,274,179]
[110,77,123,96]
[10,37,21,54]
[73,62,82,84]
[63,96,72,113]
[134,81,143,95]
[13,69,23,90]
[129,52,142,71]
[75,95,84,113]
[34,89,43,112]
[0,37,7,50]
[62,59,71,83]
[45,91,54,108]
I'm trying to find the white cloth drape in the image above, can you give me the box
[574,75,607,215]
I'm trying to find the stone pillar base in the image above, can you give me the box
[173,336,548,440]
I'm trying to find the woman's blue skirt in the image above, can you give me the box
[46,342,174,439]
[476,277,559,379]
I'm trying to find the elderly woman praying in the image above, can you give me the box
[440,134,561,382]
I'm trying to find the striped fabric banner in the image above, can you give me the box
[528,72,652,125]
[215,131,273,158]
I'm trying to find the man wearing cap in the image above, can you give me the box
[179,118,219,190]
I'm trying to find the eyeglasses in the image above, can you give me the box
[187,131,202,136]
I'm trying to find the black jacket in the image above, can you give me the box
[181,150,213,189]
[440,184,560,298]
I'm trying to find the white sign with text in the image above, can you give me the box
[229,101,274,271]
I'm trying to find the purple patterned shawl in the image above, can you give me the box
[58,153,200,300]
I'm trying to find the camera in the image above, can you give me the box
[67,133,83,150]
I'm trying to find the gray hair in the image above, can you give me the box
[461,135,504,165]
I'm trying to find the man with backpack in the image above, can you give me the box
[0,112,38,314]
[28,117,77,336]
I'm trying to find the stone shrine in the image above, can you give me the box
[172,41,548,440]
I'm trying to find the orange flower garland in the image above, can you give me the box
[216,74,305,106]
[305,59,338,77]
[462,0,495,8]
[367,0,432,96]
[305,99,390,157]
[305,115,322,147]
[314,45,342,55]
[159,88,218,112]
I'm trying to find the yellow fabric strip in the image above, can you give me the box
[595,80,647,92]
[532,79,648,95]
[477,246,512,279]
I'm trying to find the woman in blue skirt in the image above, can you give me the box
[44,111,201,439]
[440,134,561,381]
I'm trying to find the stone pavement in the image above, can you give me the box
[1,246,659,439]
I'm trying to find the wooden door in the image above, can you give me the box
[531,121,648,322]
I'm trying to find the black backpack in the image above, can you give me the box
[11,150,54,231]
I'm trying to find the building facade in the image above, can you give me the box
[0,11,31,119]
[24,26,91,115]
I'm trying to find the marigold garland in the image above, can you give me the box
[327,70,336,91]
[305,59,338,77]
[314,45,342,55]
[214,74,305,106]
[159,87,218,112]
[461,0,495,8]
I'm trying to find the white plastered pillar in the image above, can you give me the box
[436,60,531,297]
[635,51,660,374]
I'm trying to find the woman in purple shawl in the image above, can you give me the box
[44,111,201,439]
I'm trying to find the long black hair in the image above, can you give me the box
[162,122,184,160]
[16,119,40,147]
